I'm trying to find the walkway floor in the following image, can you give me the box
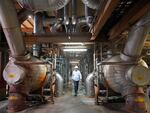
[0,85,150,113]
[21,92,126,113]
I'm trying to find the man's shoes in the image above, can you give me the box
[74,94,77,96]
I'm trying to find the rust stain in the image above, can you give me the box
[38,73,46,85]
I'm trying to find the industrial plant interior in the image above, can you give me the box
[0,0,150,113]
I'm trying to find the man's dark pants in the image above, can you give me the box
[73,80,79,96]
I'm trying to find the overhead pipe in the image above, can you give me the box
[49,8,64,33]
[18,8,33,24]
[121,13,150,61]
[84,5,94,26]
[82,0,100,10]
[0,0,26,57]
[17,0,70,12]
[71,0,77,25]
[64,3,70,26]
[102,13,150,113]
[76,17,91,32]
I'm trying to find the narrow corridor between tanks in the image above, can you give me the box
[19,85,126,113]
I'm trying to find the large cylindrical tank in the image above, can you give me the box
[3,56,48,93]
[26,57,48,91]
[103,55,150,95]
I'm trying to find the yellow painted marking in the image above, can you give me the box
[9,96,18,100]
[136,75,144,81]
[8,74,16,78]
[134,97,144,103]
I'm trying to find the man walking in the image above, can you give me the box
[72,66,82,96]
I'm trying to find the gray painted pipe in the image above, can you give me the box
[82,0,100,10]
[122,12,150,61]
[64,4,70,25]
[56,72,64,96]
[71,0,77,25]
[17,0,70,11]
[0,0,26,56]
[86,72,95,97]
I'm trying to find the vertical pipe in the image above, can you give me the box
[34,12,44,34]
[122,12,150,61]
[54,54,57,69]
[71,0,77,25]
[56,72,64,96]
[64,4,70,25]
[0,1,27,112]
[93,44,96,70]
[33,12,43,57]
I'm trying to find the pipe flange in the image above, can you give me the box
[10,52,31,61]
[120,53,140,62]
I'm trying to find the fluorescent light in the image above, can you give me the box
[63,46,87,49]
[70,61,79,64]
[61,43,84,45]
[63,49,87,52]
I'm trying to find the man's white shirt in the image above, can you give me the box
[72,70,82,81]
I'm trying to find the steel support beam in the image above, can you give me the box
[90,0,119,40]
[24,33,93,43]
[109,0,150,40]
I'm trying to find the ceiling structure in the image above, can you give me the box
[6,0,150,63]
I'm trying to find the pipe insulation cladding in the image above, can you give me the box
[0,0,26,56]
[17,0,70,11]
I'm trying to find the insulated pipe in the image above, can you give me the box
[122,12,150,61]
[86,72,95,97]
[82,0,100,10]
[0,0,26,57]
[56,72,64,96]
[71,0,77,25]
[33,12,43,57]
[84,5,93,26]
[64,4,70,25]
[18,8,33,24]
[17,0,70,12]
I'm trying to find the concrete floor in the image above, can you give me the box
[20,92,126,113]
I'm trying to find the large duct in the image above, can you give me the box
[17,0,70,12]
[122,13,150,61]
[0,0,26,57]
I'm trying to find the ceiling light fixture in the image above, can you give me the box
[61,42,84,45]
[63,48,87,52]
